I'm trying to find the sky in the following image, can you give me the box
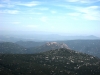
[0,0,100,37]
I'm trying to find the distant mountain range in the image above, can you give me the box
[0,35,100,42]
[0,41,100,58]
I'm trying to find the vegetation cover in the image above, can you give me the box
[0,48,100,75]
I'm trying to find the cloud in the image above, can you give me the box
[11,22,20,24]
[66,0,79,2]
[38,7,49,11]
[0,10,19,14]
[0,0,40,8]
[56,1,100,21]
[18,1,40,7]
[75,6,100,20]
[65,0,100,3]
[75,6,99,13]
[68,12,81,16]
[0,0,20,8]
[66,5,100,20]
[0,4,15,8]
[0,0,14,8]
[51,10,57,14]
[0,4,5,7]
[26,25,38,28]
[40,16,48,22]
[24,25,38,30]
[30,12,42,15]
[30,7,49,11]
[1,0,11,3]
[83,14,99,20]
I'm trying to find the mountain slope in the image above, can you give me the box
[0,48,100,75]
[60,40,100,58]
[28,42,69,53]
[0,42,69,54]
[0,42,27,54]
[16,41,45,48]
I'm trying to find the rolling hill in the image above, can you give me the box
[0,42,27,54]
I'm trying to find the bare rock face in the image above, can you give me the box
[45,42,58,46]
[29,42,70,53]
[44,42,69,49]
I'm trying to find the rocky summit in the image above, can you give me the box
[28,42,70,53]
[44,42,69,49]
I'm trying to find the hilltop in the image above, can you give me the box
[28,42,69,53]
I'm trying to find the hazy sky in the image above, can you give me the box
[0,0,100,36]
